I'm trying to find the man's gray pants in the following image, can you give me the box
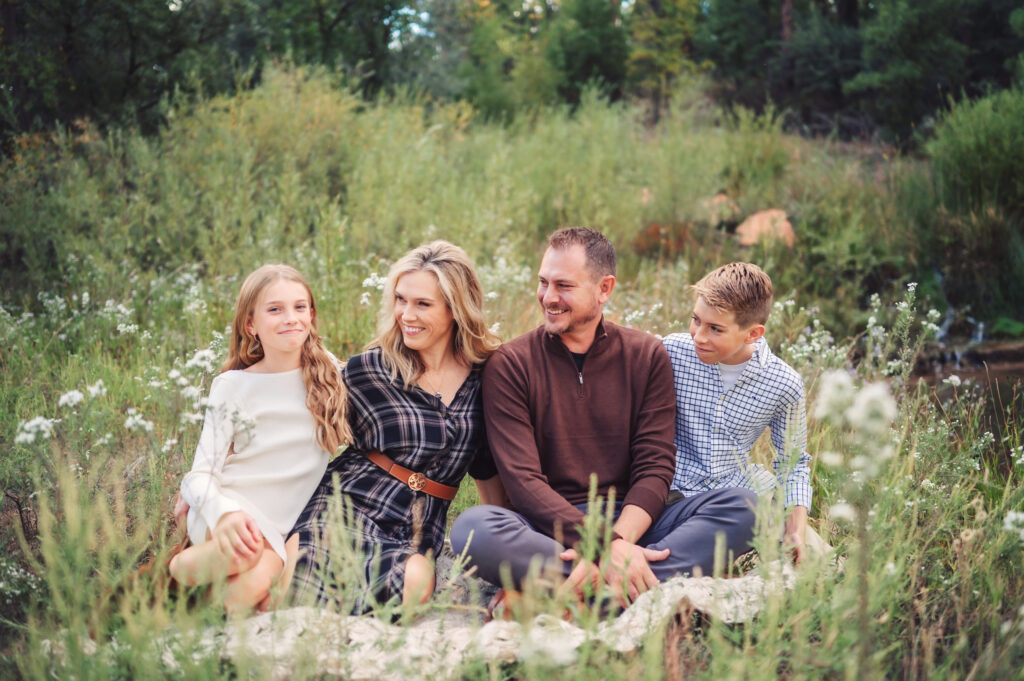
[450,487,758,588]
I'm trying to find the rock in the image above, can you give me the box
[735,209,795,248]
[701,191,742,229]
[46,550,821,678]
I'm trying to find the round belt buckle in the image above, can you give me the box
[407,472,426,492]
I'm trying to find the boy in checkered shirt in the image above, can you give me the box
[662,262,812,562]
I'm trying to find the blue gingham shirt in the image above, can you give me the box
[662,333,812,509]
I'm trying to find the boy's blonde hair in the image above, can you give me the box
[692,262,773,328]
[372,240,501,388]
[225,264,350,454]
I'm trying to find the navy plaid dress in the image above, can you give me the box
[288,347,493,609]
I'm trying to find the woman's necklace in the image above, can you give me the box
[419,370,452,402]
[418,362,469,405]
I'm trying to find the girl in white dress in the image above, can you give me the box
[169,264,349,613]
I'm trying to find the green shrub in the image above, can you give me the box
[923,86,1024,317]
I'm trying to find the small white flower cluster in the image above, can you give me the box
[1000,604,1024,636]
[815,371,899,480]
[476,240,534,297]
[1013,445,1024,466]
[361,272,387,291]
[359,270,388,307]
[58,390,84,408]
[37,290,68,317]
[124,408,154,433]
[942,374,962,388]
[923,308,942,337]
[185,348,217,374]
[0,558,43,605]
[15,417,59,444]
[1003,511,1024,542]
[829,499,856,523]
[183,282,208,316]
[623,302,663,327]
[87,380,106,397]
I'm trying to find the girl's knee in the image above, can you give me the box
[402,553,435,605]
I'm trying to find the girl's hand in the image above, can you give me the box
[213,511,263,564]
[172,494,189,527]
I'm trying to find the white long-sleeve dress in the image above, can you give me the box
[181,368,329,562]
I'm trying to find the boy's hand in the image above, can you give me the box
[784,506,809,565]
[213,511,262,563]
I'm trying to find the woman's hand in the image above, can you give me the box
[213,511,263,565]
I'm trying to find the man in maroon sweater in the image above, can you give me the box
[450,228,756,604]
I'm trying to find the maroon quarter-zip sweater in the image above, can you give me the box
[481,318,676,548]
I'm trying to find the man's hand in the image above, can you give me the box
[213,511,262,565]
[557,548,601,601]
[560,540,669,606]
[604,539,668,606]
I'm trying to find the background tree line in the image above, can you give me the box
[2,0,1023,147]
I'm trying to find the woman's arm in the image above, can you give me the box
[473,475,509,508]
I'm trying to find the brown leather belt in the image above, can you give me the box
[367,450,459,501]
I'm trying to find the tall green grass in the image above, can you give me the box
[2,64,1022,679]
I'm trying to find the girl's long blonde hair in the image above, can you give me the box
[371,241,501,387]
[223,264,350,453]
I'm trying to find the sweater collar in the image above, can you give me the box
[543,316,610,356]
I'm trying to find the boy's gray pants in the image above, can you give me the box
[450,487,758,588]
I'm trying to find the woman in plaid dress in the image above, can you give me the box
[284,241,506,609]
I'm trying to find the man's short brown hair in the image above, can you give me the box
[692,262,773,328]
[547,227,616,279]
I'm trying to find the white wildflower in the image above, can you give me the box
[185,348,217,373]
[1003,511,1024,541]
[168,369,181,381]
[489,322,501,335]
[15,416,58,444]
[844,381,898,437]
[58,390,85,408]
[820,451,844,467]
[180,385,201,401]
[942,375,962,388]
[161,438,178,453]
[87,379,107,397]
[814,370,856,422]
[829,502,856,523]
[117,322,138,335]
[884,562,897,576]
[124,408,154,433]
[361,272,387,291]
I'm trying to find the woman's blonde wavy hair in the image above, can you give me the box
[371,241,501,388]
[223,264,350,454]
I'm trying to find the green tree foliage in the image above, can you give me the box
[691,0,1024,141]
[694,0,779,109]
[842,0,968,140]
[545,0,628,104]
[259,0,410,94]
[0,0,251,141]
[627,0,701,122]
